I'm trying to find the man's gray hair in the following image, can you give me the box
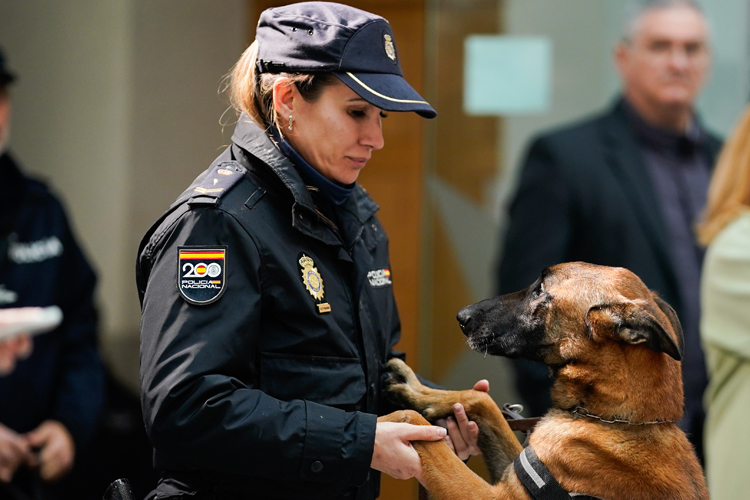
[621,0,705,43]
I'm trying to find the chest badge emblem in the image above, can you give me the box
[299,253,331,313]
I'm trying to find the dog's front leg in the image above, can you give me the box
[379,410,505,499]
[384,358,524,484]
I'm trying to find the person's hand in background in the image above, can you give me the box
[24,420,75,482]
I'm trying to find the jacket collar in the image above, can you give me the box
[231,115,380,243]
[231,115,315,210]
[621,98,706,154]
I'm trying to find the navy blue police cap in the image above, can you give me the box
[255,2,436,118]
[0,47,16,87]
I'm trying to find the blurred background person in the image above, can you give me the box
[698,104,750,500]
[495,0,720,461]
[0,46,105,499]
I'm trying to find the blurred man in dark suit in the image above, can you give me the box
[496,0,719,462]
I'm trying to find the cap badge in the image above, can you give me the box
[299,253,331,313]
[384,34,396,61]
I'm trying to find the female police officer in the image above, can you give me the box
[136,3,484,499]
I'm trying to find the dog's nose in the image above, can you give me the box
[456,308,473,331]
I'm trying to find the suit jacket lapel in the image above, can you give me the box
[600,102,680,303]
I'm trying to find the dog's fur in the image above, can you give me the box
[379,262,708,500]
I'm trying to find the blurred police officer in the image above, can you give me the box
[0,46,105,499]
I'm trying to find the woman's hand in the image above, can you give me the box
[370,421,447,483]
[438,379,489,461]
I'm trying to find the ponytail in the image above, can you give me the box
[226,41,337,131]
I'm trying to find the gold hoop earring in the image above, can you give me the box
[288,115,294,131]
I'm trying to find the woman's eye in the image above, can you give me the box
[350,109,366,118]
[380,111,388,118]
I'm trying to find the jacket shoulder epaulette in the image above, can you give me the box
[187,161,247,207]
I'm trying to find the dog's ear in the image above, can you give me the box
[586,299,683,360]
[651,294,684,360]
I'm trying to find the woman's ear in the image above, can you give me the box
[272,79,296,121]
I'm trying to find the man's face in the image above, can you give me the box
[616,5,710,112]
[0,88,10,154]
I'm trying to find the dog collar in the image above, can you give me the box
[571,406,674,426]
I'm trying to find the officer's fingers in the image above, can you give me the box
[472,379,489,393]
[452,404,474,442]
[453,404,481,457]
[404,424,447,442]
[446,416,475,460]
[443,434,456,454]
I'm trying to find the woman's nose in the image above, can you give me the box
[362,116,385,150]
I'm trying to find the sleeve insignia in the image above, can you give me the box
[178,246,227,305]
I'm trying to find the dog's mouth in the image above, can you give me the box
[464,324,556,362]
[466,327,526,359]
[466,330,494,357]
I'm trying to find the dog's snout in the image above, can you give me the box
[456,307,473,331]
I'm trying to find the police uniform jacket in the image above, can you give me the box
[0,151,104,452]
[137,117,404,499]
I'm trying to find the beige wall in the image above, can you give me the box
[0,0,249,392]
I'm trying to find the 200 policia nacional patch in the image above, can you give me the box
[178,246,227,305]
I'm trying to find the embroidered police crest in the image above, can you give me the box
[384,33,396,61]
[298,253,331,313]
[178,246,227,305]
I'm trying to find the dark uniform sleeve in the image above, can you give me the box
[497,136,573,415]
[140,207,376,486]
[50,200,105,448]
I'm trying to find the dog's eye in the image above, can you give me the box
[532,282,545,298]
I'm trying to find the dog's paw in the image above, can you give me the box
[383,359,447,420]
[383,358,425,408]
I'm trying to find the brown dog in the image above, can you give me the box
[379,262,708,500]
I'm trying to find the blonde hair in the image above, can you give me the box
[225,41,337,131]
[697,104,750,245]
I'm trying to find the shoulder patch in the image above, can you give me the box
[189,161,246,205]
[178,246,227,305]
